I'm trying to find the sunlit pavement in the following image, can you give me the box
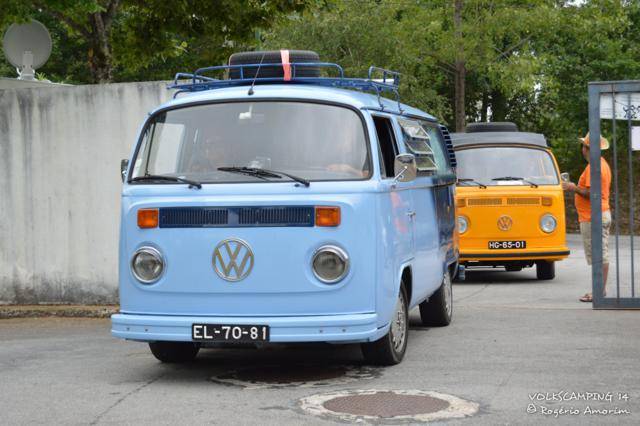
[0,236,638,425]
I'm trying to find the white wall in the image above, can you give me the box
[0,82,172,303]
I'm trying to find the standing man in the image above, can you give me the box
[562,132,612,302]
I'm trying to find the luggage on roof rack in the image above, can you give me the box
[228,50,321,79]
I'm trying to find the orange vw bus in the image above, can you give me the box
[451,123,569,280]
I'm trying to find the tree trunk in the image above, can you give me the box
[490,90,507,122]
[87,12,113,83]
[453,0,466,132]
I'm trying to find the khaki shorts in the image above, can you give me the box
[580,210,611,265]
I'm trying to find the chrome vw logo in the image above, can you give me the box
[497,215,513,231]
[212,238,254,282]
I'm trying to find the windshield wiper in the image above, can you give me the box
[218,166,310,187]
[458,178,487,189]
[491,176,538,188]
[130,174,202,189]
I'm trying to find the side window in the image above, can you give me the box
[398,118,437,173]
[373,116,398,178]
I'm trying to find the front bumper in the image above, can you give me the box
[111,312,387,343]
[460,248,570,262]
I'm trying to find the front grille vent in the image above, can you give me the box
[160,208,228,228]
[238,207,313,226]
[159,206,314,228]
[507,197,540,205]
[467,198,503,206]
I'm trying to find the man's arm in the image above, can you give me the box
[561,181,590,198]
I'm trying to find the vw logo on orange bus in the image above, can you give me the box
[213,238,254,282]
[497,215,513,231]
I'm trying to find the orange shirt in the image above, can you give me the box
[575,158,611,222]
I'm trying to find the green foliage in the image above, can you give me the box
[0,0,308,83]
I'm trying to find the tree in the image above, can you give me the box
[264,0,556,130]
[0,0,308,83]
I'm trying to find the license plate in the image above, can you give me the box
[488,240,527,250]
[192,324,269,342]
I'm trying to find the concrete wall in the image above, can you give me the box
[0,82,172,303]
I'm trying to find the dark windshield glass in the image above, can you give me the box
[455,146,559,186]
[131,102,370,183]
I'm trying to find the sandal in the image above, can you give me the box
[579,293,592,302]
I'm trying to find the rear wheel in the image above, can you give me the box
[148,342,199,363]
[419,270,453,326]
[536,261,555,280]
[361,284,408,366]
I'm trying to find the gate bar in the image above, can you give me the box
[611,91,620,301]
[626,94,635,296]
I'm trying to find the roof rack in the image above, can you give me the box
[168,62,402,111]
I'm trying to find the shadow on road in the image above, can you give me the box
[456,269,539,285]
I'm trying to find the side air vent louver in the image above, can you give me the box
[439,124,457,169]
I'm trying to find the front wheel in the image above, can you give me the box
[419,270,453,326]
[536,261,555,280]
[361,284,409,366]
[148,341,199,363]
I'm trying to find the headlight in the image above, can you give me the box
[131,247,164,283]
[458,216,468,234]
[540,214,557,233]
[312,246,349,283]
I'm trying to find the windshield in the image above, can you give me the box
[455,146,559,186]
[130,102,370,183]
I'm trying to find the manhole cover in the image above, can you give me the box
[211,364,379,389]
[324,391,450,417]
[299,389,479,423]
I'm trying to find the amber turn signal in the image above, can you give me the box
[138,209,159,228]
[541,196,553,206]
[457,198,466,208]
[315,206,341,227]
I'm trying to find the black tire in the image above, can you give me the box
[465,122,519,133]
[536,261,555,280]
[419,270,453,327]
[361,284,409,366]
[148,341,199,363]
[228,50,320,79]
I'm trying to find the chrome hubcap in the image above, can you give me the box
[443,272,452,317]
[390,291,407,351]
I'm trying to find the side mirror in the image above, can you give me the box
[560,172,570,182]
[121,159,129,182]
[393,154,417,183]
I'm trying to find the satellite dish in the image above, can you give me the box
[2,20,52,81]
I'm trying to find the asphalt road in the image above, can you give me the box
[1,236,639,425]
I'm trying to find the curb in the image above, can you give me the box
[0,305,119,319]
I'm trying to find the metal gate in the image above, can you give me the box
[588,81,639,309]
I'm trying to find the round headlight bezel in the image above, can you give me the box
[312,245,350,284]
[540,214,557,234]
[458,215,469,234]
[131,246,165,284]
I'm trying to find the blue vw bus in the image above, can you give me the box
[111,50,458,365]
